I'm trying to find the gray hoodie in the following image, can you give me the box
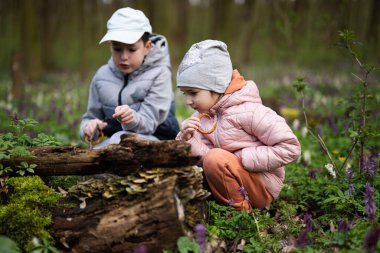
[80,34,174,140]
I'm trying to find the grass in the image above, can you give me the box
[0,60,379,252]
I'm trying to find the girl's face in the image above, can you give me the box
[180,87,222,114]
[110,40,152,75]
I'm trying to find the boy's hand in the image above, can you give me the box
[179,117,201,141]
[84,119,107,139]
[113,105,134,125]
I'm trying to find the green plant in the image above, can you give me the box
[293,30,379,177]
[0,176,60,252]
[176,236,200,253]
[0,116,61,176]
[30,237,59,253]
[0,235,21,253]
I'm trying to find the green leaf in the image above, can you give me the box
[0,236,22,253]
[177,236,199,253]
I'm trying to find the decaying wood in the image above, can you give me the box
[53,167,209,252]
[1,134,200,176]
[54,176,184,252]
[1,133,210,252]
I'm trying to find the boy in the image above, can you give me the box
[80,7,179,148]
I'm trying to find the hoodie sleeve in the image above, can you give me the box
[79,75,105,140]
[121,66,172,134]
[236,104,301,172]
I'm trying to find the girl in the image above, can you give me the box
[176,40,301,210]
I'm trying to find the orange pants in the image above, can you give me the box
[203,148,273,210]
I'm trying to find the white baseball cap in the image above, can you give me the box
[99,7,152,44]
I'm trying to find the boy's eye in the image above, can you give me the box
[113,47,122,52]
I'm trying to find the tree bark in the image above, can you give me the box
[53,174,208,252]
[1,134,200,176]
[2,134,209,252]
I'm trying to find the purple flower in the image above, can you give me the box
[296,213,313,247]
[303,213,313,231]
[364,182,377,221]
[228,198,235,206]
[348,183,355,196]
[361,154,378,178]
[279,239,288,248]
[238,186,249,200]
[295,229,313,247]
[346,168,353,181]
[309,170,317,179]
[337,219,350,233]
[195,223,207,252]
[363,224,380,253]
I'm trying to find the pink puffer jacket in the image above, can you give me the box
[183,70,301,198]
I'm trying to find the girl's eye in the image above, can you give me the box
[129,49,137,53]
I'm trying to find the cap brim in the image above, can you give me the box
[99,30,145,44]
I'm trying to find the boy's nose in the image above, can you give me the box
[121,50,129,60]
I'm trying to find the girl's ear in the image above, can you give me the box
[144,40,152,56]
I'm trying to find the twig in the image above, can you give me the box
[231,225,242,253]
[253,214,262,242]
[338,139,358,174]
[308,130,338,172]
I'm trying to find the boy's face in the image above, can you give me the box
[110,39,152,75]
[180,87,222,114]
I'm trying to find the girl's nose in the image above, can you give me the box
[186,97,192,106]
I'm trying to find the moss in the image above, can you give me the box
[0,176,60,251]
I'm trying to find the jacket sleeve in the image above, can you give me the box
[236,104,301,172]
[79,75,105,140]
[175,121,213,165]
[121,67,172,134]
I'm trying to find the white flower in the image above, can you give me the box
[292,119,300,130]
[301,126,308,137]
[303,150,311,165]
[325,163,336,178]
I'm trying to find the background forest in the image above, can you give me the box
[1,0,380,252]
[0,0,379,142]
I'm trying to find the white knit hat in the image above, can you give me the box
[177,40,233,93]
[99,7,152,44]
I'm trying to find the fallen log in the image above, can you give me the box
[1,134,210,252]
[53,167,210,252]
[0,134,200,176]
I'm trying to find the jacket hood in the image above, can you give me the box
[210,70,262,115]
[108,33,171,79]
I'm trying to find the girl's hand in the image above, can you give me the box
[179,117,201,141]
[84,119,107,139]
[113,105,134,124]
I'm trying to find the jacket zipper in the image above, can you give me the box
[118,75,129,105]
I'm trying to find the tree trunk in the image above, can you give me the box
[10,51,25,106]
[21,0,42,82]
